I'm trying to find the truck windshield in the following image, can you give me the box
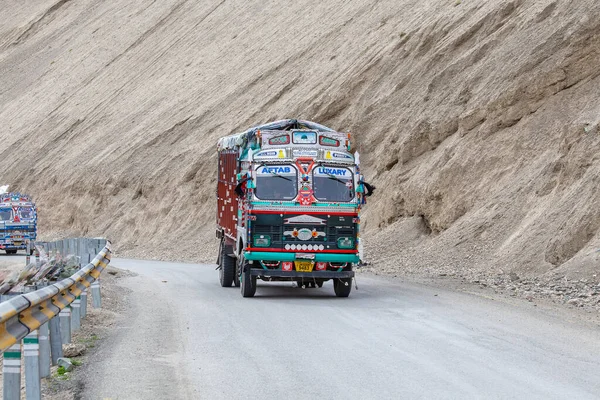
[19,207,34,219]
[0,208,12,221]
[255,165,298,200]
[313,166,354,202]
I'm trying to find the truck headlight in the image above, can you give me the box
[337,237,354,249]
[253,235,271,247]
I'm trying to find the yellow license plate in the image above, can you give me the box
[295,261,314,272]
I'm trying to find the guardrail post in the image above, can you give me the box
[91,280,101,308]
[81,288,88,318]
[24,330,41,400]
[71,296,81,332]
[59,307,71,344]
[26,239,31,265]
[3,341,22,400]
[35,247,40,264]
[38,322,51,378]
[49,316,63,364]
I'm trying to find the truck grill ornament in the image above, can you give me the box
[283,228,326,241]
[284,215,326,225]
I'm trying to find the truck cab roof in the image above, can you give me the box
[217,119,354,164]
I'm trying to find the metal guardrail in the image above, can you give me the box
[36,238,107,265]
[0,238,108,295]
[0,240,111,399]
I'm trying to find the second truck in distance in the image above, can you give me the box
[0,191,38,255]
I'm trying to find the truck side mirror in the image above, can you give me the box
[235,181,245,197]
[235,176,253,197]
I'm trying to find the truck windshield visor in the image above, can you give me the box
[313,166,354,202]
[19,207,34,219]
[255,165,298,200]
[0,208,12,221]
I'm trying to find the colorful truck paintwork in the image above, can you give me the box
[216,119,370,297]
[0,193,37,254]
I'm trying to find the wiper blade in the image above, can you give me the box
[271,173,292,181]
[327,174,346,184]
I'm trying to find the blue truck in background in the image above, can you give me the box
[0,192,37,254]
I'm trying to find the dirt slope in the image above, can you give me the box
[1,0,599,285]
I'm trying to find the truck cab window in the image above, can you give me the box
[19,207,34,219]
[0,208,12,221]
[255,165,298,200]
[313,166,354,202]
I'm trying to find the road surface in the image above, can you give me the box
[82,259,600,399]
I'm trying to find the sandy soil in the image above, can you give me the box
[1,1,599,306]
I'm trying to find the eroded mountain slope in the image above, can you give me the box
[1,0,599,284]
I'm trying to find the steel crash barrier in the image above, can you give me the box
[0,240,111,400]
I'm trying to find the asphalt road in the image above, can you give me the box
[82,259,600,400]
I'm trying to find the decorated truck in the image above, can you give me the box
[216,119,373,297]
[0,192,38,254]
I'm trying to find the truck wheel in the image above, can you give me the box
[233,259,241,287]
[241,265,256,298]
[333,278,352,297]
[219,245,235,287]
[5,250,17,255]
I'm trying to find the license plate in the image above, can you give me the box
[295,261,314,272]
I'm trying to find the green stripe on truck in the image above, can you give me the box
[244,251,359,263]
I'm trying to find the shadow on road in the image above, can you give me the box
[239,281,375,300]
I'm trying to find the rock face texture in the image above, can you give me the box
[1,0,599,281]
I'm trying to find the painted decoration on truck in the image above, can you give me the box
[314,166,351,177]
[324,151,354,161]
[254,150,280,159]
[283,228,326,240]
[253,149,287,159]
[332,151,354,160]
[292,149,318,158]
[292,130,317,144]
[284,215,326,225]
[298,185,315,206]
[319,136,340,147]
[268,135,290,145]
[257,166,295,175]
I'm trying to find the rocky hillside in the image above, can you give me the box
[1,0,599,287]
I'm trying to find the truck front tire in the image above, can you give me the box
[233,253,243,287]
[219,244,235,287]
[233,261,241,287]
[334,278,352,297]
[241,265,256,297]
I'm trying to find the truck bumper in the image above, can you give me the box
[244,251,359,264]
[250,270,354,279]
[0,244,27,250]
